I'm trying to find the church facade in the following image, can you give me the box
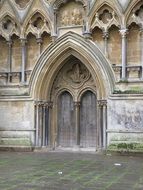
[0,0,143,152]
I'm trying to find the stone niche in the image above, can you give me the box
[57,0,84,36]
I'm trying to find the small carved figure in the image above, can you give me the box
[71,8,82,25]
[61,11,69,26]
[69,63,86,83]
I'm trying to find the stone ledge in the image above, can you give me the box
[0,145,34,152]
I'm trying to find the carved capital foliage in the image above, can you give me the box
[97,100,107,108]
[34,101,53,108]
[74,101,81,107]
[119,29,128,38]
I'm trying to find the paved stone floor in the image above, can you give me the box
[0,151,143,190]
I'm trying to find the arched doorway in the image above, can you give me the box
[32,33,112,151]
[47,56,104,151]
[34,56,107,151]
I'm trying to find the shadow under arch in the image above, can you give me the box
[29,31,115,100]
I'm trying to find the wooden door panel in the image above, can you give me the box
[80,91,97,148]
[58,91,75,147]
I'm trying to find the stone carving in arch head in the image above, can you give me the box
[0,14,20,40]
[91,4,120,33]
[52,0,86,27]
[24,12,51,39]
[127,1,143,28]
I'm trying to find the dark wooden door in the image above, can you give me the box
[57,91,75,147]
[80,91,97,148]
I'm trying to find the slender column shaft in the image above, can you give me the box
[103,31,109,58]
[74,102,80,146]
[42,105,46,146]
[140,28,143,79]
[7,40,12,83]
[51,8,58,42]
[21,39,26,83]
[120,29,128,80]
[102,101,107,149]
[37,38,42,55]
[35,102,39,146]
[97,101,102,149]
[45,105,49,146]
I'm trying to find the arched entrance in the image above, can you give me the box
[32,32,114,151]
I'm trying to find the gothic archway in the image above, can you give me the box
[33,32,113,151]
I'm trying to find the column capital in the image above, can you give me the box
[97,100,107,107]
[140,27,143,35]
[20,38,27,46]
[119,29,128,38]
[36,37,43,44]
[7,39,12,46]
[74,101,81,107]
[34,100,43,106]
[103,31,109,39]
[44,101,53,108]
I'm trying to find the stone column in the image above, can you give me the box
[44,101,53,147]
[51,8,58,42]
[103,31,109,58]
[102,100,107,149]
[42,103,46,147]
[34,101,44,147]
[74,102,80,146]
[34,101,40,146]
[140,28,143,79]
[97,100,102,149]
[97,100,107,149]
[37,38,42,55]
[21,38,27,83]
[120,29,128,80]
[83,2,92,39]
[7,39,12,83]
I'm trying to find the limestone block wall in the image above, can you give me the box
[0,101,34,147]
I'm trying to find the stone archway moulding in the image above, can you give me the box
[29,32,115,100]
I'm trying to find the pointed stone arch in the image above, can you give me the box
[22,10,52,38]
[89,1,122,29]
[32,32,112,150]
[29,32,115,100]
[125,0,142,26]
[0,13,20,40]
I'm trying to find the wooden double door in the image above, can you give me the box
[57,90,97,149]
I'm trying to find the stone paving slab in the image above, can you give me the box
[0,151,143,190]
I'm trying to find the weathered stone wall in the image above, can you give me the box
[0,101,34,147]
[0,36,8,72]
[108,99,143,152]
